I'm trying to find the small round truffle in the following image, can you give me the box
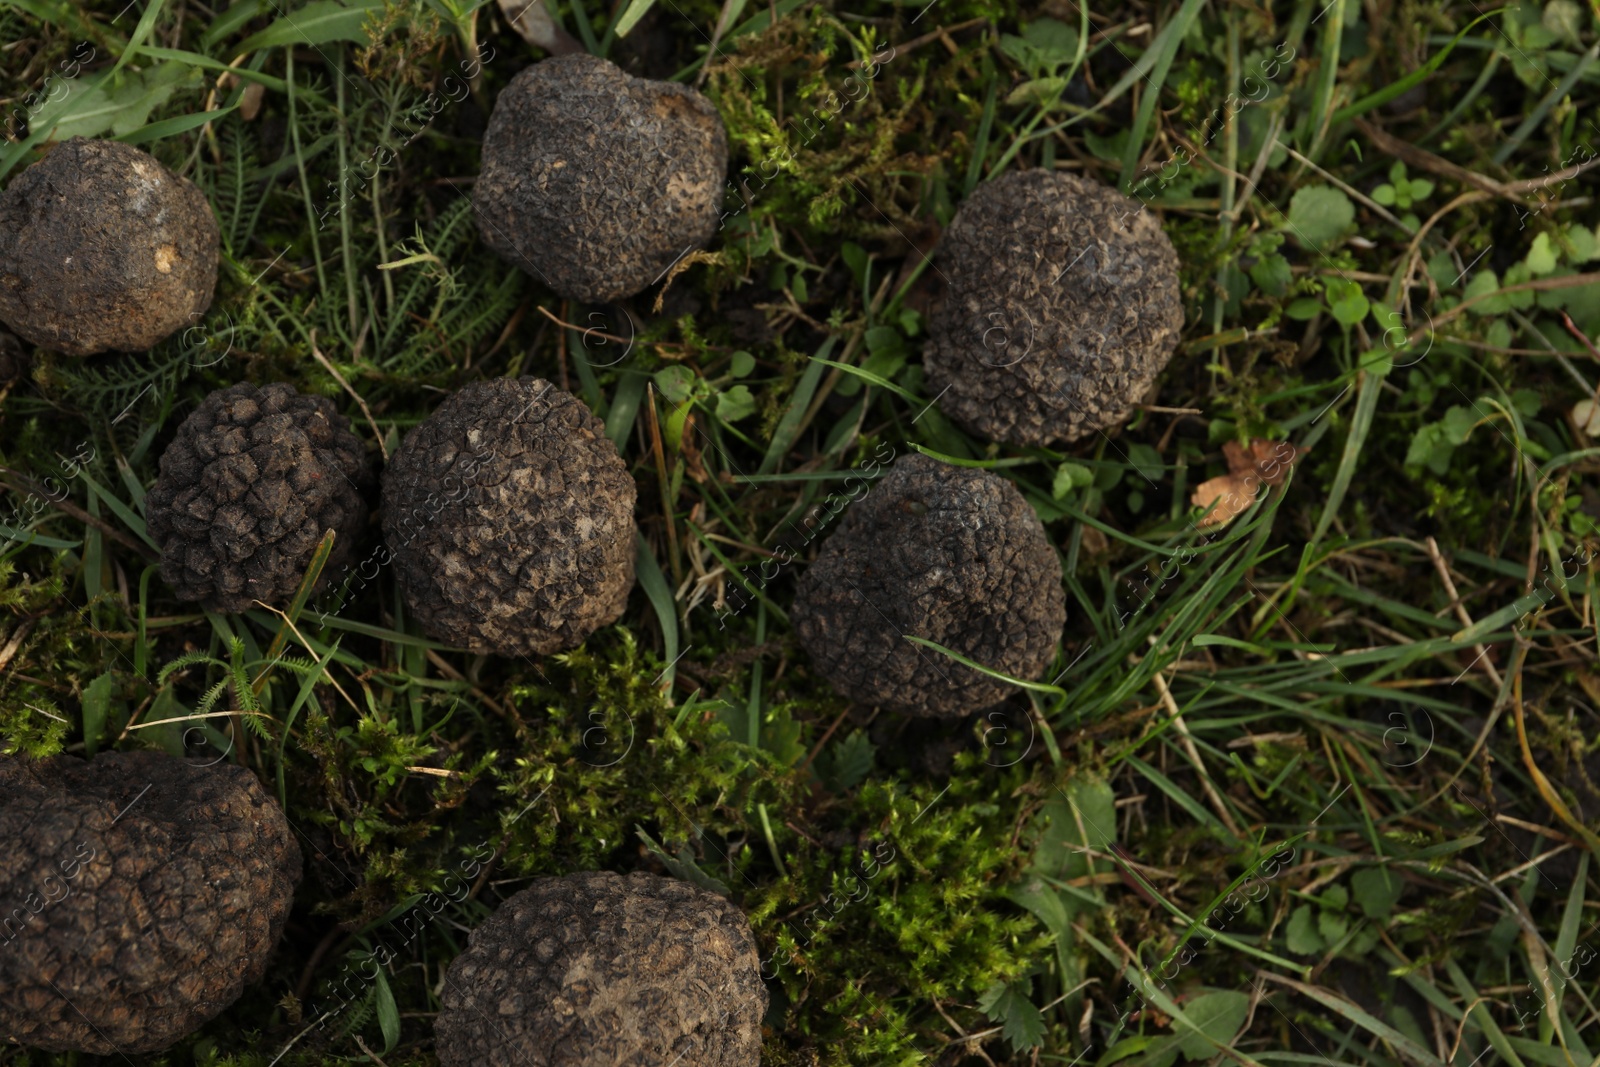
[0,750,302,1054]
[925,169,1184,447]
[145,382,374,613]
[382,377,636,656]
[436,871,766,1067]
[473,54,729,304]
[792,453,1066,717]
[0,138,221,356]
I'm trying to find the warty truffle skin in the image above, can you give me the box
[435,871,766,1067]
[472,54,729,304]
[381,377,637,657]
[0,750,302,1054]
[925,169,1184,447]
[0,137,221,356]
[145,382,374,613]
[791,453,1066,717]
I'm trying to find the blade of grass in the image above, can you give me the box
[1331,9,1505,124]
[903,635,1068,701]
[1442,958,1532,1067]
[1492,41,1600,165]
[606,371,647,449]
[812,355,921,405]
[1303,0,1344,159]
[759,335,837,474]
[668,0,808,81]
[1124,754,1230,837]
[635,531,680,693]
[1310,351,1387,546]
[277,636,339,804]
[118,102,241,144]
[83,486,103,605]
[1259,973,1449,1066]
[252,529,337,695]
[1118,0,1207,190]
[963,78,998,195]
[610,0,658,39]
[746,599,766,748]
[74,469,156,548]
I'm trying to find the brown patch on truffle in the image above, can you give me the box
[0,750,301,1054]
[0,138,220,356]
[381,377,637,657]
[473,54,728,304]
[435,871,765,1067]
[925,169,1184,447]
[144,382,374,613]
[792,453,1066,717]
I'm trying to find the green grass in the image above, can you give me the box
[2,0,1600,1064]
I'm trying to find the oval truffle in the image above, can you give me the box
[0,138,221,356]
[0,750,301,1053]
[472,54,729,304]
[925,169,1184,447]
[792,453,1066,717]
[381,377,636,657]
[436,871,766,1067]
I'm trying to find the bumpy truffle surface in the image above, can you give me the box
[0,138,220,356]
[382,377,636,657]
[0,750,302,1054]
[473,54,728,304]
[792,453,1066,717]
[925,169,1183,447]
[436,871,766,1067]
[145,382,373,613]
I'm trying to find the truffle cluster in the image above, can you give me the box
[146,382,373,613]
[792,453,1066,717]
[435,871,766,1067]
[0,750,302,1054]
[382,377,636,656]
[0,138,220,356]
[473,54,728,304]
[925,169,1184,447]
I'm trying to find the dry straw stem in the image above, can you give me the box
[1356,116,1600,201]
[1144,639,1241,835]
[310,330,387,460]
[0,473,156,560]
[1408,272,1600,346]
[1511,663,1600,855]
[1423,536,1502,690]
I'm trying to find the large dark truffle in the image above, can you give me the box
[792,453,1066,717]
[0,750,302,1054]
[0,138,220,356]
[145,382,373,613]
[473,54,728,304]
[435,871,765,1067]
[381,377,636,657]
[925,169,1184,447]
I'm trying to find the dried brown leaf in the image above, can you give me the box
[1191,438,1305,527]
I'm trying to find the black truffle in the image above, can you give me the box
[435,871,765,1067]
[145,382,373,613]
[925,169,1184,447]
[381,377,636,657]
[473,54,728,304]
[792,453,1066,717]
[0,138,220,356]
[0,750,302,1054]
